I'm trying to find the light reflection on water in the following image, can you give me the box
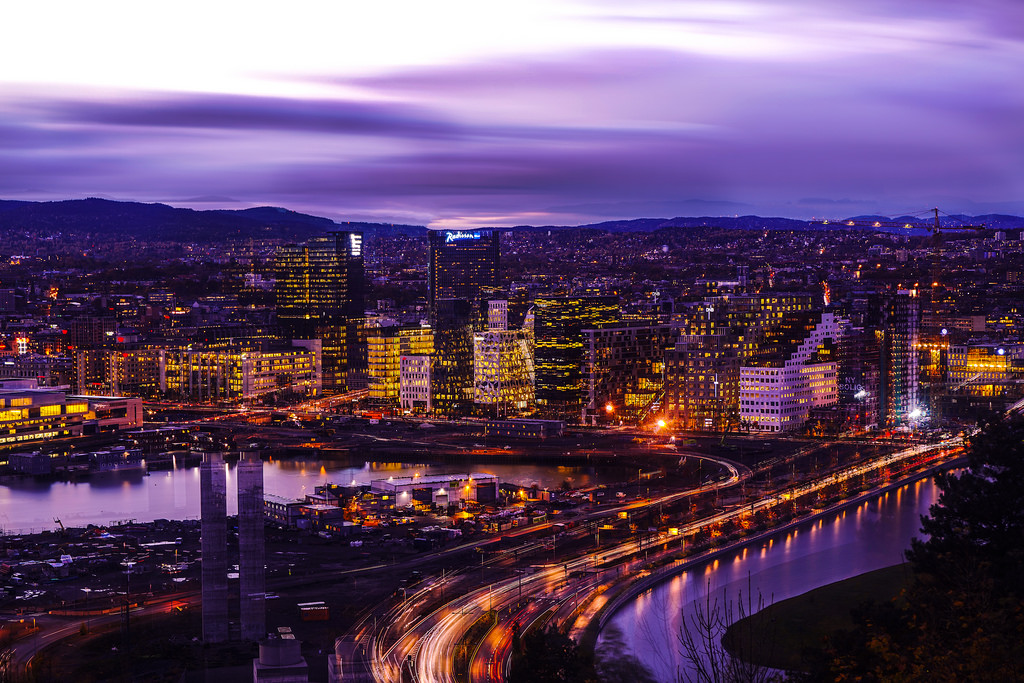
[0,459,626,532]
[600,478,940,682]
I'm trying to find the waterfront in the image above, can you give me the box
[0,458,626,533]
[601,477,940,681]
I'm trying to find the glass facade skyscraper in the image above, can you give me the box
[275,232,365,393]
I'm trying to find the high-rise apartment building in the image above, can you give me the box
[664,294,815,431]
[739,311,840,432]
[533,296,618,421]
[427,229,500,309]
[275,232,365,393]
[880,289,920,425]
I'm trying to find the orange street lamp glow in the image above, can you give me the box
[605,403,614,414]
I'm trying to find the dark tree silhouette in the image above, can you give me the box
[813,413,1024,681]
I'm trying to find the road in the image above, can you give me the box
[370,437,963,682]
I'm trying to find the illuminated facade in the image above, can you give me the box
[431,299,475,417]
[427,229,500,309]
[473,329,534,417]
[0,381,88,456]
[399,355,432,414]
[367,325,433,405]
[581,322,674,425]
[163,345,320,403]
[665,332,741,432]
[275,232,365,393]
[75,348,165,396]
[739,311,840,432]
[947,344,1024,397]
[880,290,920,425]
[533,296,619,421]
[664,294,815,432]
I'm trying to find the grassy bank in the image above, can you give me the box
[722,563,913,672]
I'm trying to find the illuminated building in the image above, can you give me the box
[533,296,619,421]
[371,473,498,509]
[74,348,165,396]
[947,344,1024,396]
[664,294,814,431]
[366,325,433,406]
[427,229,500,309]
[836,324,882,429]
[430,299,474,417]
[399,355,431,414]
[739,311,839,432]
[275,232,365,393]
[880,290,920,425]
[581,322,674,425]
[665,332,741,432]
[473,328,534,417]
[162,343,321,403]
[0,380,88,458]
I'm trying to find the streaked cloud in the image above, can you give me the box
[1,0,1022,224]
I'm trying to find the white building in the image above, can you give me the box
[399,354,432,414]
[740,312,840,432]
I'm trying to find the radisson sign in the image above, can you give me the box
[444,230,482,243]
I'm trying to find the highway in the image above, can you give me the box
[366,437,964,682]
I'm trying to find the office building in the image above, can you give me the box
[238,452,266,641]
[581,322,675,425]
[665,332,741,432]
[427,229,500,309]
[367,325,433,406]
[664,295,815,432]
[473,328,534,417]
[162,343,320,403]
[275,232,365,393]
[200,452,229,643]
[430,299,475,417]
[533,296,618,421]
[0,381,88,458]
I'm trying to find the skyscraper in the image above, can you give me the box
[238,452,266,641]
[275,232,365,393]
[880,289,920,426]
[430,299,475,417]
[533,296,619,421]
[200,452,228,643]
[427,229,500,309]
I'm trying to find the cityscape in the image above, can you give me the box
[2,2,1024,682]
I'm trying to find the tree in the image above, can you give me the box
[508,625,597,683]
[814,413,1024,681]
[679,577,782,683]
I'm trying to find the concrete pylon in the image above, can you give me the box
[238,451,266,641]
[200,451,228,643]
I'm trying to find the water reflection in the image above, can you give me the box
[0,459,628,532]
[602,479,939,682]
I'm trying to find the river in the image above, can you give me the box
[0,458,627,533]
[600,477,940,681]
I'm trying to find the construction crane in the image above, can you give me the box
[813,207,987,238]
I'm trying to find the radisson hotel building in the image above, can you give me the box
[427,229,500,308]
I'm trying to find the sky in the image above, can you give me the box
[2,0,1022,227]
